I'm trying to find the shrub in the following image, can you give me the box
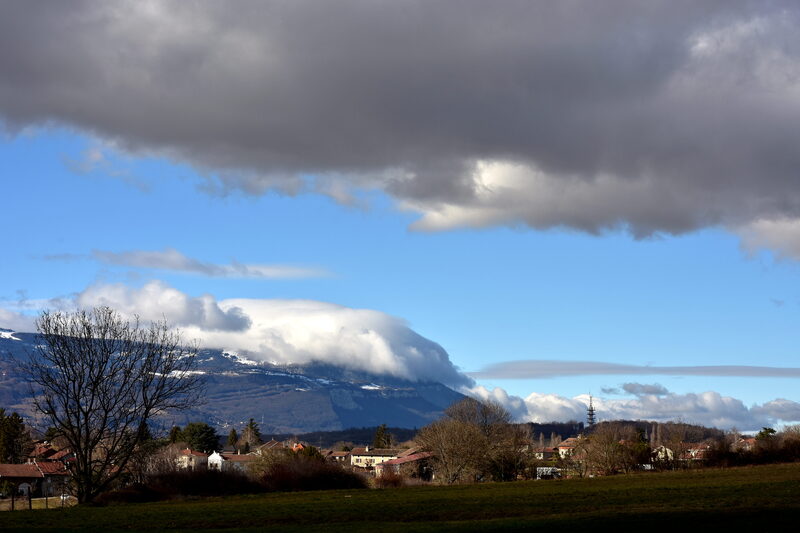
[374,470,405,488]
[147,469,264,498]
[259,455,367,492]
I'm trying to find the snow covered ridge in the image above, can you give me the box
[222,350,261,366]
[0,329,20,341]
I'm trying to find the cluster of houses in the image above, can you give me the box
[0,433,764,500]
[0,443,72,498]
[173,441,434,480]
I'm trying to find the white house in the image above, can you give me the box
[208,451,256,474]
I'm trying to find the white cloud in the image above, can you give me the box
[472,359,800,379]
[460,384,530,420]
[76,280,251,332]
[64,145,151,192]
[0,308,35,332]
[465,385,800,432]
[402,161,704,238]
[737,217,800,260]
[91,248,329,279]
[71,281,470,387]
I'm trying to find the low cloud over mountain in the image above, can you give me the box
[3,281,799,431]
[75,281,472,388]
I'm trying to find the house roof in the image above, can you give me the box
[181,448,208,457]
[220,453,256,462]
[397,447,421,458]
[380,452,434,466]
[29,445,57,459]
[0,463,44,478]
[330,451,351,457]
[35,461,69,476]
[49,449,72,461]
[256,439,284,451]
[351,447,398,457]
[558,438,580,448]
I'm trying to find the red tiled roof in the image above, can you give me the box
[49,449,72,460]
[35,461,69,476]
[0,463,44,478]
[331,451,351,457]
[181,448,208,457]
[29,445,57,458]
[381,452,433,466]
[397,447,421,458]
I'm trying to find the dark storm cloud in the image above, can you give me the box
[471,360,800,379]
[3,1,800,242]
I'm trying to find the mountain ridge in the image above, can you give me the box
[0,329,465,433]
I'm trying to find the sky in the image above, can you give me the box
[1,1,800,432]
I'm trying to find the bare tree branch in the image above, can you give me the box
[19,306,204,503]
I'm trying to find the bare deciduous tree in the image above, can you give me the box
[22,307,204,503]
[416,398,527,484]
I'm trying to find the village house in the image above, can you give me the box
[33,460,70,497]
[734,437,757,452]
[327,450,351,464]
[0,463,44,497]
[253,439,285,455]
[375,451,434,481]
[27,444,57,463]
[176,448,208,470]
[208,451,257,474]
[350,446,398,469]
[531,447,557,460]
[557,438,581,458]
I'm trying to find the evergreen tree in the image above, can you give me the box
[227,428,239,447]
[0,409,31,463]
[168,425,182,443]
[180,422,219,452]
[240,418,262,447]
[372,423,392,448]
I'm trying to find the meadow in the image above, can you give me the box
[2,463,799,532]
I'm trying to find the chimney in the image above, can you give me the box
[365,445,370,452]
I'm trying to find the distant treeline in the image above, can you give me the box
[524,421,586,442]
[265,421,593,449]
[268,420,728,450]
[265,427,419,448]
[584,420,725,443]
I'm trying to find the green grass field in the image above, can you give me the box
[3,463,799,531]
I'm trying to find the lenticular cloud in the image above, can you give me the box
[74,281,471,387]
[194,298,471,387]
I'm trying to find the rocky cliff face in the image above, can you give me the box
[0,329,463,433]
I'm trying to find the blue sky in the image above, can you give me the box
[3,129,799,429]
[2,1,800,430]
